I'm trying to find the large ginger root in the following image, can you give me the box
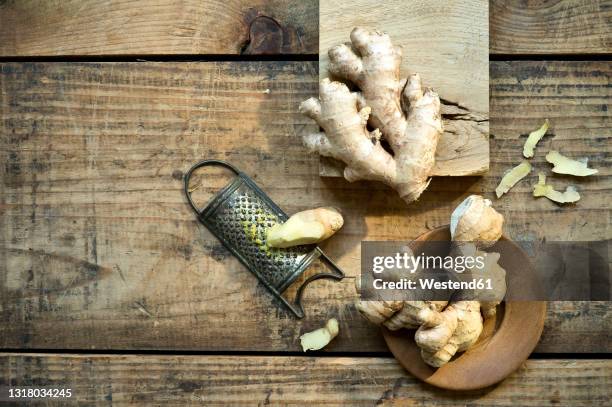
[414,306,458,352]
[356,195,506,367]
[355,299,450,330]
[266,207,343,248]
[384,301,448,331]
[355,300,404,326]
[449,195,506,318]
[420,301,483,367]
[419,196,505,367]
[300,28,443,203]
[354,274,447,329]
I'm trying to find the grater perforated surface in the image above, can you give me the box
[202,179,318,292]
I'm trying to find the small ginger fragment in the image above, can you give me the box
[266,207,343,248]
[523,119,549,158]
[546,151,598,177]
[533,173,580,203]
[300,318,339,351]
[495,161,532,198]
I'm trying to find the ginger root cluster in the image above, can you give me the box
[356,195,506,367]
[300,27,443,203]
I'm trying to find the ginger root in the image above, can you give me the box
[414,306,458,352]
[266,207,343,248]
[420,301,483,367]
[495,161,531,198]
[355,300,404,326]
[300,318,339,351]
[533,173,580,203]
[523,119,549,158]
[450,195,504,250]
[356,195,506,367]
[300,28,443,203]
[471,252,506,318]
[546,150,598,177]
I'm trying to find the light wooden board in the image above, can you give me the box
[0,61,610,352]
[318,0,489,177]
[0,354,610,406]
[320,0,488,113]
[0,0,317,56]
[491,0,612,55]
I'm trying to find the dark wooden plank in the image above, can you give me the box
[540,302,612,353]
[0,61,610,353]
[491,0,612,54]
[0,354,609,405]
[0,0,317,56]
[489,61,610,242]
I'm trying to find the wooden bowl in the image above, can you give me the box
[382,226,546,390]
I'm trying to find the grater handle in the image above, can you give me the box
[289,250,345,318]
[184,159,241,215]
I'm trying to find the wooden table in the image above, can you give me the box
[0,1,610,405]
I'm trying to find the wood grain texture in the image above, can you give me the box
[0,0,317,56]
[491,0,612,55]
[0,61,610,353]
[2,0,609,57]
[489,61,610,243]
[318,0,489,177]
[1,354,610,406]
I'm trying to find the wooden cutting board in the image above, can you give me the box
[318,0,490,177]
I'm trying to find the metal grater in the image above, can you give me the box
[184,159,344,318]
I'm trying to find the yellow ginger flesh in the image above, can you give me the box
[523,119,549,158]
[266,207,343,248]
[546,150,598,177]
[533,173,580,203]
[495,161,531,198]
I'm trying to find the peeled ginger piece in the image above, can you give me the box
[523,119,549,158]
[300,318,339,351]
[266,207,343,248]
[495,161,532,198]
[533,173,580,203]
[546,151,598,177]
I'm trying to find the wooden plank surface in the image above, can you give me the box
[319,0,489,177]
[1,354,610,406]
[0,0,317,56]
[2,1,610,57]
[0,61,610,353]
[491,0,612,55]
